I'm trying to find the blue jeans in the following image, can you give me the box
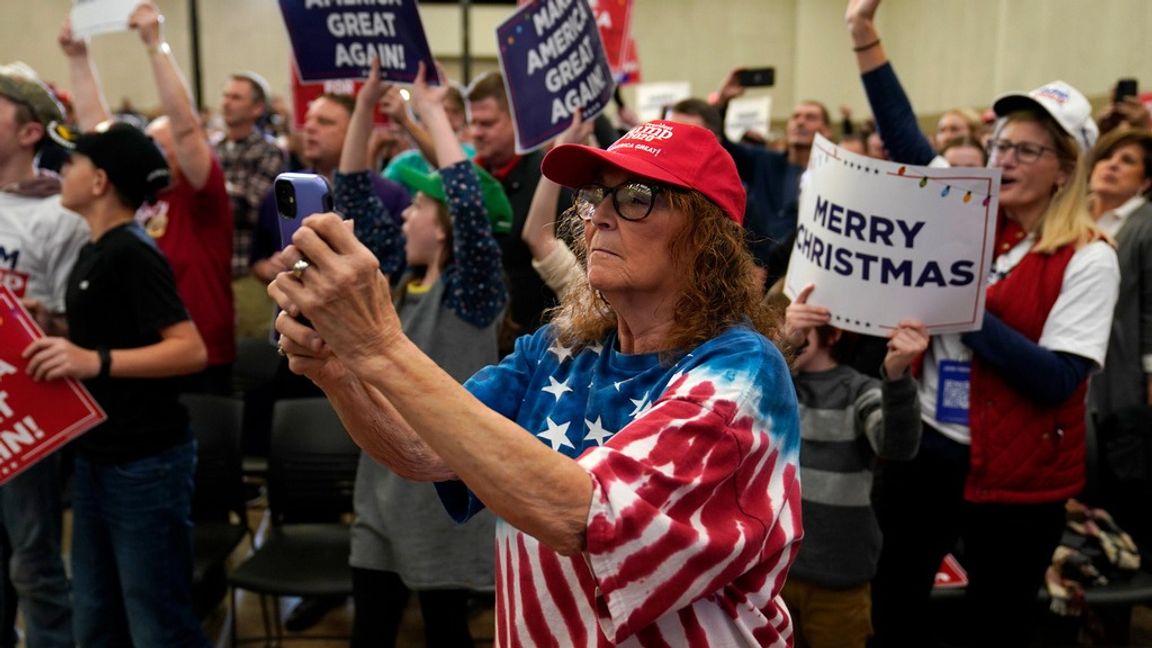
[71,440,210,648]
[0,454,72,648]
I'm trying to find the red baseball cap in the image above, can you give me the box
[541,120,747,224]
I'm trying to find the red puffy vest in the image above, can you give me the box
[966,238,1085,504]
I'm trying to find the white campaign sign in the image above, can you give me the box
[634,81,690,122]
[724,95,771,142]
[784,134,1000,335]
[71,0,139,38]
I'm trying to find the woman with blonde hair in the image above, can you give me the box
[846,1,1120,646]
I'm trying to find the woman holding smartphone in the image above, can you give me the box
[844,1,1120,646]
[323,57,509,648]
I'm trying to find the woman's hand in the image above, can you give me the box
[269,213,403,374]
[273,310,354,386]
[784,284,831,349]
[22,337,98,381]
[883,319,929,379]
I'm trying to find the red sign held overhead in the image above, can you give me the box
[0,286,106,486]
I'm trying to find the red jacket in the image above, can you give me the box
[966,240,1085,504]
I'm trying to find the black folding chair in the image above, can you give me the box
[227,397,359,645]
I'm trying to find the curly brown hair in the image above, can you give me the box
[548,189,782,362]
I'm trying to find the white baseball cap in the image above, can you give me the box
[992,80,1098,153]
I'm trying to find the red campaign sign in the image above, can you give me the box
[588,0,632,76]
[517,0,634,81]
[0,286,106,486]
[290,60,391,130]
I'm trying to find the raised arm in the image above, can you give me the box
[844,0,936,165]
[522,111,593,262]
[409,62,464,170]
[380,85,438,168]
[130,1,213,189]
[335,56,403,275]
[58,19,111,130]
[340,56,391,174]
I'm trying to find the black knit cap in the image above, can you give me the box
[49,121,171,209]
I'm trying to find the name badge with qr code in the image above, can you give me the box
[936,360,970,425]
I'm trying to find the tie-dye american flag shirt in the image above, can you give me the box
[437,324,803,646]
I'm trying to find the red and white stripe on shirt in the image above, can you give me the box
[492,368,802,647]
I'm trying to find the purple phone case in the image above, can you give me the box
[275,172,333,249]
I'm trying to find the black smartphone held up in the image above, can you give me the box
[274,172,333,249]
[1115,78,1139,103]
[736,67,776,88]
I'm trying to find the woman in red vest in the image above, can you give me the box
[844,2,1121,646]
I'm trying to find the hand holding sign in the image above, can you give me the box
[555,108,595,147]
[0,286,105,486]
[57,17,89,59]
[884,320,929,379]
[127,1,165,51]
[783,283,831,349]
[22,337,100,383]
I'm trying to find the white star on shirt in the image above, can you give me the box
[541,375,573,401]
[629,394,652,417]
[537,417,574,451]
[548,340,575,364]
[584,416,614,446]
[587,341,604,355]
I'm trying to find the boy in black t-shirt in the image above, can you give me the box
[22,121,210,646]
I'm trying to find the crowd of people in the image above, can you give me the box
[0,0,1149,646]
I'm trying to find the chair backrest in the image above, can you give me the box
[232,336,283,397]
[268,397,360,525]
[181,393,246,525]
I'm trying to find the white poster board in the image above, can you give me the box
[724,95,772,142]
[784,134,1000,335]
[71,0,139,39]
[634,81,690,122]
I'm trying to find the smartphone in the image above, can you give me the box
[274,172,333,249]
[1115,78,1139,103]
[736,67,775,88]
[272,173,330,331]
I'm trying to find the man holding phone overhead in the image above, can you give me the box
[714,67,833,286]
[1098,77,1151,136]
